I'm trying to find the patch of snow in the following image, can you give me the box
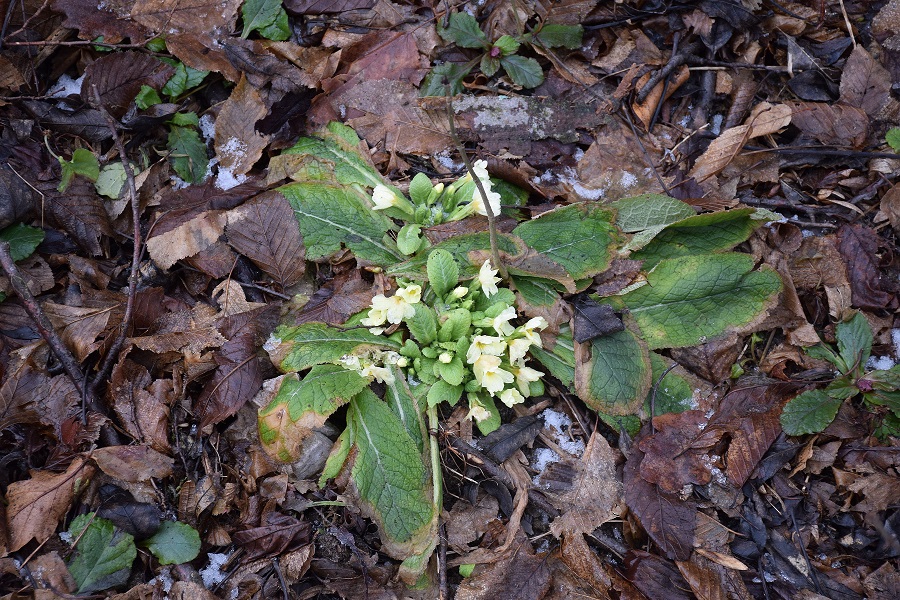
[541,409,585,457]
[200,553,230,588]
[215,166,247,191]
[620,171,638,189]
[868,355,895,371]
[198,114,216,143]
[48,74,84,98]
[531,447,561,485]
[801,229,816,238]
[169,174,191,190]
[573,148,585,161]
[434,152,463,172]
[453,95,530,129]
[148,567,174,593]
[893,328,900,358]
[59,531,73,544]
[557,166,605,200]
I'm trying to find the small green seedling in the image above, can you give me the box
[420,13,583,95]
[886,127,900,153]
[781,312,900,436]
[58,148,99,192]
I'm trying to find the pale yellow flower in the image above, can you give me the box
[360,364,394,384]
[372,184,399,209]
[470,187,502,217]
[521,316,548,347]
[466,335,507,364]
[395,284,422,305]
[450,286,469,299]
[366,292,416,325]
[467,404,491,422]
[472,159,490,182]
[478,260,500,297]
[507,338,532,364]
[438,352,454,364]
[499,387,525,408]
[491,306,517,336]
[511,364,543,396]
[473,354,514,395]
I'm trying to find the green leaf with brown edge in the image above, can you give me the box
[266,322,400,373]
[780,389,844,435]
[513,203,618,280]
[258,365,369,461]
[276,122,385,188]
[604,253,782,350]
[575,324,651,415]
[66,514,136,593]
[835,311,872,377]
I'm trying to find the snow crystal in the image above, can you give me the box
[541,409,585,457]
[620,171,638,189]
[198,114,216,143]
[573,148,585,161]
[148,567,174,593]
[215,167,247,191]
[868,355,895,371]
[433,152,464,172]
[200,553,230,588]
[48,73,84,98]
[59,531,73,544]
[557,166,605,200]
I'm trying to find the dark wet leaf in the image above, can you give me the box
[232,512,311,559]
[82,52,174,118]
[572,296,624,343]
[477,415,542,464]
[283,0,375,14]
[837,224,897,310]
[625,550,693,600]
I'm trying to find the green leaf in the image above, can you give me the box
[645,353,696,415]
[387,232,518,279]
[438,309,471,343]
[406,303,438,345]
[480,54,501,77]
[258,7,290,41]
[95,162,127,199]
[66,514,136,593]
[280,182,401,265]
[631,208,767,268]
[409,172,433,206]
[0,224,44,262]
[397,224,424,255]
[427,249,459,298]
[806,343,846,373]
[836,312,872,377]
[162,63,208,98]
[134,85,161,109]
[780,389,843,435]
[143,521,200,565]
[437,355,465,386]
[344,389,437,560]
[606,253,782,350]
[241,0,283,38]
[513,203,618,280]
[500,55,544,88]
[167,126,208,184]
[575,325,651,415]
[474,394,501,435]
[266,323,400,373]
[278,122,386,189]
[427,379,463,407]
[614,194,696,233]
[534,23,583,49]
[887,127,900,152]
[439,12,487,48]
[419,62,473,97]
[875,411,900,440]
[868,365,900,389]
[58,148,99,192]
[493,35,520,56]
[530,328,575,390]
[384,367,427,452]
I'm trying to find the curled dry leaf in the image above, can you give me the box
[215,75,270,177]
[92,445,174,482]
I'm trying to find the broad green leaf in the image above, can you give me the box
[66,514,136,593]
[278,123,384,188]
[438,309,471,342]
[320,427,351,486]
[169,111,198,127]
[534,23,583,49]
[58,148,99,192]
[134,85,161,109]
[575,325,651,415]
[143,521,200,565]
[474,394,501,435]
[427,249,459,298]
[241,0,283,38]
[439,12,487,48]
[387,232,518,279]
[0,224,44,262]
[864,389,900,414]
[167,126,208,184]
[513,203,618,280]
[646,353,696,415]
[95,162,127,198]
[868,365,900,389]
[427,379,463,407]
[493,35,520,55]
[280,182,401,265]
[614,194,696,233]
[481,54,501,77]
[397,223,424,255]
[806,343,847,373]
[406,303,438,345]
[631,208,768,268]
[500,55,544,88]
[162,63,208,98]
[258,7,290,41]
[384,367,427,452]
[512,276,561,308]
[606,253,782,349]
[529,325,575,389]
[409,172,433,205]
[836,312,872,377]
[266,322,400,372]
[780,389,843,435]
[887,128,900,152]
[345,390,437,563]
[259,366,368,461]
[419,62,473,97]
[875,411,900,440]
[437,356,465,386]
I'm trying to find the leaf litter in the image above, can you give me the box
[2,1,900,599]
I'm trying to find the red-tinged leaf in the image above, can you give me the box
[215,75,269,177]
[232,512,311,560]
[195,305,278,429]
[638,411,717,495]
[6,457,94,551]
[48,0,149,44]
[82,52,174,118]
[625,550,693,600]
[837,224,898,310]
[624,424,697,561]
[131,0,242,36]
[225,191,306,290]
[284,0,375,14]
[839,45,891,117]
[92,445,174,482]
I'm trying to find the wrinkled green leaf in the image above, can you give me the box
[437,355,465,386]
[384,367,427,452]
[534,23,583,49]
[0,223,44,262]
[407,303,438,345]
[513,203,617,280]
[427,379,463,407]
[438,308,471,342]
[500,55,544,88]
[267,322,400,372]
[143,521,200,565]
[493,35,520,55]
[134,85,161,109]
[419,62,473,97]
[605,253,782,349]
[242,0,283,38]
[279,122,385,188]
[575,325,651,415]
[397,223,424,255]
[388,232,518,279]
[409,172,433,206]
[280,182,401,265]
[439,12,487,48]
[258,7,290,41]
[66,514,136,594]
[162,62,208,98]
[58,148,99,192]
[530,327,575,390]
[614,194,696,232]
[836,312,872,377]
[427,249,459,298]
[780,389,843,435]
[474,394,501,435]
[646,353,696,415]
[167,126,208,184]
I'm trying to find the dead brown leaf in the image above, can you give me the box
[92,445,174,482]
[837,224,898,310]
[108,356,172,452]
[43,302,115,362]
[6,457,94,551]
[455,537,552,600]
[839,45,892,117]
[130,0,241,36]
[82,52,174,118]
[787,101,869,149]
[214,75,270,177]
[146,210,227,270]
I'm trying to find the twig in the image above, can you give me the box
[444,89,507,278]
[271,557,289,600]
[838,0,856,48]
[87,85,142,399]
[0,241,88,396]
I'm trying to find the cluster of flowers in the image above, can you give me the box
[347,260,547,423]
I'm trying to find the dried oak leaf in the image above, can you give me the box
[215,75,270,177]
[225,191,305,290]
[839,45,892,117]
[289,268,378,326]
[108,355,172,452]
[232,512,311,560]
[638,411,717,494]
[455,537,552,600]
[92,445,174,482]
[1,357,80,440]
[625,550,693,600]
[6,457,94,551]
[146,210,228,270]
[49,0,148,44]
[787,101,869,148]
[223,39,336,93]
[82,51,174,118]
[43,302,115,362]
